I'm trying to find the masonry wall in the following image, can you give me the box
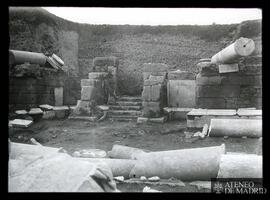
[9,7,262,106]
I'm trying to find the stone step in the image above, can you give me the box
[109,105,142,111]
[107,115,138,122]
[112,101,142,106]
[107,110,142,116]
[118,96,142,102]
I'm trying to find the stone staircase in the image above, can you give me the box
[107,96,142,122]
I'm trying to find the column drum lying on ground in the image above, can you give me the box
[217,154,262,178]
[78,158,137,178]
[9,50,47,65]
[129,144,226,181]
[208,119,262,138]
[107,144,147,159]
[211,37,255,64]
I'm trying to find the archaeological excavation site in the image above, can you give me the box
[8,7,263,193]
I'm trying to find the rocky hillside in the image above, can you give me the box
[9,7,261,97]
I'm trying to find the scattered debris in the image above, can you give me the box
[9,119,33,128]
[72,149,107,158]
[142,186,162,192]
[148,176,160,182]
[140,176,147,181]
[97,105,109,111]
[193,131,201,137]
[30,138,42,146]
[114,176,124,182]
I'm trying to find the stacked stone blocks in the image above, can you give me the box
[195,56,262,109]
[141,63,168,118]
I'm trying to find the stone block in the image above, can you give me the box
[39,104,54,111]
[148,117,167,123]
[168,70,195,80]
[197,62,219,76]
[137,117,149,124]
[218,64,239,73]
[142,101,162,117]
[81,86,96,101]
[143,71,167,81]
[9,119,33,128]
[196,98,226,109]
[93,56,119,67]
[144,75,165,86]
[29,108,43,115]
[54,87,63,106]
[196,85,240,98]
[88,72,108,79]
[142,84,162,102]
[167,80,196,107]
[142,63,168,72]
[81,79,102,88]
[42,110,55,120]
[93,65,108,72]
[163,107,193,120]
[53,106,69,119]
[15,110,28,115]
[196,76,222,85]
[73,100,92,115]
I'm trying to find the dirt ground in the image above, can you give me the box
[8,118,262,192]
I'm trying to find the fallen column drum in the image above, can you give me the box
[9,50,47,65]
[211,37,255,64]
[107,144,147,159]
[129,144,226,181]
[208,118,262,138]
[217,154,262,178]
[77,158,137,178]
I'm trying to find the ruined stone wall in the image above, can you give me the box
[195,31,262,109]
[9,66,66,110]
[9,7,261,107]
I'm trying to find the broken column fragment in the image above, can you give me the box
[217,154,262,178]
[208,118,262,138]
[211,37,255,64]
[129,144,226,180]
[108,144,147,159]
[9,50,47,65]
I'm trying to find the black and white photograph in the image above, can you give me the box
[8,7,264,193]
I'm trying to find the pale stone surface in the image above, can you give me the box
[167,80,196,107]
[72,100,92,115]
[149,117,166,123]
[237,109,262,116]
[54,87,63,106]
[142,84,162,102]
[218,64,239,73]
[9,119,33,128]
[29,108,43,115]
[88,72,108,79]
[39,104,54,111]
[137,117,149,123]
[15,110,28,115]
[81,79,102,88]
[97,105,109,111]
[81,86,96,101]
